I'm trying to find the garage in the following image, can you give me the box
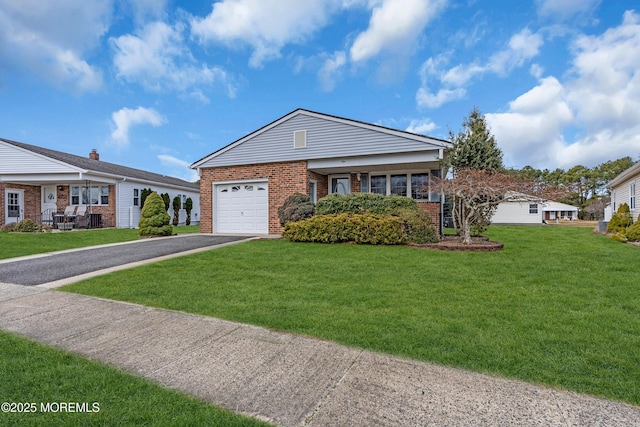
[214,181,268,233]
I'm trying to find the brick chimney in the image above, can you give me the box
[89,149,99,161]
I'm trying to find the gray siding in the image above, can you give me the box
[198,113,446,168]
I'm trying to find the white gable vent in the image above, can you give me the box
[294,130,307,149]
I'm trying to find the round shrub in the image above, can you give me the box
[14,219,42,233]
[607,203,632,233]
[139,192,173,237]
[394,209,439,244]
[1,222,17,232]
[278,193,315,226]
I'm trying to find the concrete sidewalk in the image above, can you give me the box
[1,284,638,427]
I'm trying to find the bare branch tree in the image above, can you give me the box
[432,169,569,244]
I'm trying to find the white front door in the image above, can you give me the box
[215,182,269,233]
[41,186,57,222]
[5,189,24,224]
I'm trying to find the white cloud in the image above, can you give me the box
[406,118,437,134]
[111,21,233,99]
[110,107,166,148]
[417,28,543,109]
[485,11,640,169]
[318,51,347,91]
[0,0,111,91]
[349,0,446,63]
[158,154,199,182]
[536,0,601,21]
[190,0,343,68]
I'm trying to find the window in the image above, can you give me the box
[631,182,636,209]
[529,204,539,214]
[309,180,317,203]
[101,186,109,205]
[370,175,386,195]
[70,186,109,205]
[360,173,368,193]
[429,169,441,202]
[71,186,80,205]
[330,176,350,194]
[390,175,407,196]
[133,189,139,206]
[411,174,429,200]
[182,194,187,209]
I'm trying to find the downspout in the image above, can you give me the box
[438,148,445,236]
[118,178,127,229]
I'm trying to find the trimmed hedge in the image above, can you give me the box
[315,193,418,215]
[283,213,406,245]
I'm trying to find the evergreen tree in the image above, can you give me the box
[138,192,172,236]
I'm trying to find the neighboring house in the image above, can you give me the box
[607,161,639,222]
[191,109,451,234]
[492,199,578,224]
[0,138,200,229]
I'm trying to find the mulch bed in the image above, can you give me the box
[410,235,504,251]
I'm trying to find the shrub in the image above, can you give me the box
[611,232,628,243]
[607,203,633,233]
[14,219,42,233]
[1,222,17,232]
[394,209,439,244]
[278,193,315,226]
[315,193,418,215]
[185,197,193,226]
[624,221,640,242]
[161,193,170,211]
[139,192,173,237]
[172,196,181,226]
[283,213,406,245]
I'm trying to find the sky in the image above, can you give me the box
[1,0,639,182]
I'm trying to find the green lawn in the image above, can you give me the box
[0,225,200,260]
[63,226,640,406]
[0,330,271,426]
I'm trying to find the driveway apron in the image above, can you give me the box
[0,234,251,286]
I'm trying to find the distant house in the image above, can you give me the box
[1,138,200,229]
[607,161,639,222]
[191,109,451,234]
[492,199,578,224]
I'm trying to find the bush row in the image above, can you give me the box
[283,213,406,244]
[315,193,418,215]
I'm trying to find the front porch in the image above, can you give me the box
[2,182,115,230]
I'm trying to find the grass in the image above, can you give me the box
[0,225,200,260]
[62,226,640,406]
[0,330,271,426]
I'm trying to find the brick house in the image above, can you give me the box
[191,109,451,235]
[1,138,200,229]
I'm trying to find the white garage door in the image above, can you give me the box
[215,182,269,233]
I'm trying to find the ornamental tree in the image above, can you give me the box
[433,169,565,244]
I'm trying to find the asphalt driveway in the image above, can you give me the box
[0,234,252,286]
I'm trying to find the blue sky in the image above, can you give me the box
[1,0,638,182]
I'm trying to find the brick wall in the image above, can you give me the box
[200,161,309,234]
